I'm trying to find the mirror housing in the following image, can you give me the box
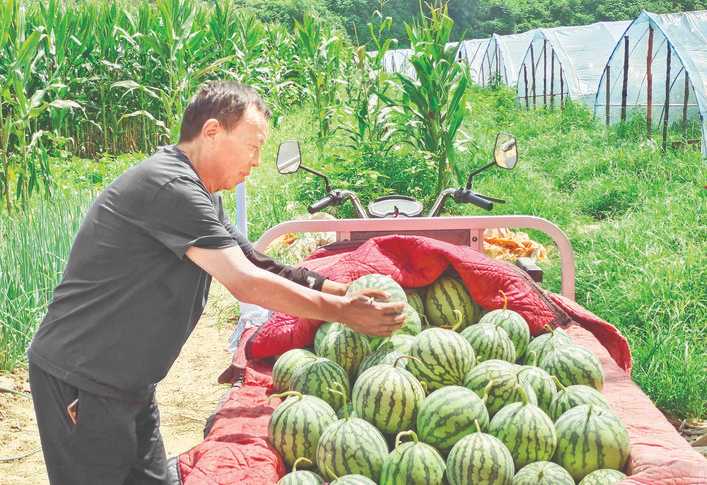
[493,132,518,169]
[276,140,301,174]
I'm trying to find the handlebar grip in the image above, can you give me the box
[308,194,336,213]
[460,191,493,211]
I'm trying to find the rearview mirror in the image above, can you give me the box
[493,133,518,169]
[276,140,301,174]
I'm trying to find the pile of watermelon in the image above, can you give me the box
[269,273,631,485]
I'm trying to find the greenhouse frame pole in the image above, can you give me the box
[523,64,530,109]
[550,50,555,109]
[662,46,672,151]
[530,44,536,108]
[543,40,547,106]
[621,36,629,122]
[683,71,690,131]
[605,66,611,126]
[560,67,564,108]
[646,26,654,139]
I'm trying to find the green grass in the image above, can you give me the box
[1,93,705,420]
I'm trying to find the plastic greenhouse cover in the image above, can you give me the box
[595,10,707,157]
[382,48,415,76]
[459,38,490,83]
[481,31,536,86]
[519,21,631,106]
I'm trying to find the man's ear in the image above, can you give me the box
[201,118,220,141]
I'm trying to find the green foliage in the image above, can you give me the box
[379,4,471,193]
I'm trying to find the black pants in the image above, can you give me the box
[29,363,168,485]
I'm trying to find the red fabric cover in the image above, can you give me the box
[245,235,633,372]
[177,326,707,485]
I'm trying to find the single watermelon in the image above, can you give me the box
[277,457,324,485]
[314,322,339,355]
[317,325,371,378]
[407,328,475,391]
[289,358,350,411]
[460,324,516,363]
[464,365,537,417]
[417,385,490,454]
[516,365,557,415]
[479,308,530,360]
[424,275,481,329]
[316,417,389,481]
[347,274,407,304]
[511,461,574,485]
[523,327,571,365]
[549,382,610,421]
[540,344,604,390]
[352,357,425,435]
[329,475,377,485]
[446,424,515,485]
[272,349,318,392]
[488,387,557,469]
[405,289,426,320]
[578,469,627,484]
[268,392,337,468]
[380,431,446,485]
[553,405,630,481]
[357,347,405,378]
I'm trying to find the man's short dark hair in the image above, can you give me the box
[178,81,271,143]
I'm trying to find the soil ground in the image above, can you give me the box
[0,283,237,485]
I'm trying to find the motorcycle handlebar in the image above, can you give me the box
[458,190,493,211]
[308,194,336,213]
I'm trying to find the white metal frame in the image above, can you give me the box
[254,215,575,301]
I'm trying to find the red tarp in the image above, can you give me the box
[176,236,707,484]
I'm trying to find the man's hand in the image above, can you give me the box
[320,280,349,296]
[336,289,406,337]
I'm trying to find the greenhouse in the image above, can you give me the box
[458,38,490,83]
[516,21,631,109]
[593,10,707,155]
[382,48,415,76]
[479,30,535,87]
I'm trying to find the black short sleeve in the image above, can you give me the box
[144,177,236,259]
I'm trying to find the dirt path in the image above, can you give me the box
[0,283,238,484]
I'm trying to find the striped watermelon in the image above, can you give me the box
[314,322,338,354]
[578,469,627,484]
[424,275,481,329]
[315,417,389,481]
[553,405,630,481]
[357,348,405,378]
[352,357,425,435]
[272,349,318,392]
[317,325,371,378]
[416,386,490,454]
[512,461,574,485]
[523,327,571,365]
[488,387,557,469]
[446,424,515,485]
[277,458,324,485]
[407,328,475,391]
[388,334,416,354]
[549,383,610,421]
[290,358,350,411]
[380,431,446,485]
[405,289,426,322]
[516,366,557,414]
[330,475,377,485]
[479,308,531,360]
[540,344,604,390]
[464,366,537,417]
[460,324,516,363]
[347,274,407,304]
[368,303,422,350]
[268,392,337,468]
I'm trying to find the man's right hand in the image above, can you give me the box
[337,289,406,337]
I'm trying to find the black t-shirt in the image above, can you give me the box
[28,145,324,401]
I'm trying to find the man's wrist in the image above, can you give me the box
[320,279,349,296]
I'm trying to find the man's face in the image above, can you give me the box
[208,105,268,191]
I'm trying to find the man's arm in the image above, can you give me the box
[218,204,344,294]
[186,245,405,336]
